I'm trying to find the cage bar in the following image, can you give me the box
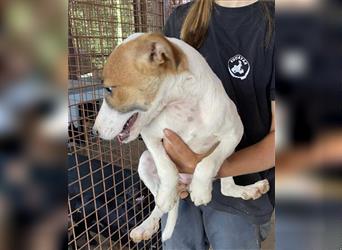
[68,0,190,249]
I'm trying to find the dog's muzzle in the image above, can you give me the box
[93,100,138,141]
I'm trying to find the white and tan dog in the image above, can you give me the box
[93,33,269,242]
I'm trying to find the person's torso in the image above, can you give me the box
[164,1,275,223]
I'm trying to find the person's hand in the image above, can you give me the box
[163,128,218,172]
[163,128,202,174]
[163,128,219,199]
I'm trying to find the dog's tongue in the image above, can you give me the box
[117,113,138,143]
[118,131,129,143]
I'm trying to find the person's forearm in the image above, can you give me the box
[217,131,275,177]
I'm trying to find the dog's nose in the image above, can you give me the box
[92,127,98,136]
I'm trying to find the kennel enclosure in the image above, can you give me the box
[68,1,190,249]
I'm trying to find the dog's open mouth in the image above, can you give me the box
[118,113,138,143]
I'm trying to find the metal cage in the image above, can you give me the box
[68,0,190,249]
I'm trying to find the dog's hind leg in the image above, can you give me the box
[137,150,159,197]
[221,177,270,200]
[189,129,243,206]
[130,150,163,243]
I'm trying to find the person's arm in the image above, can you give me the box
[163,101,275,177]
[216,101,275,177]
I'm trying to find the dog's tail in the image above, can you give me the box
[161,198,179,242]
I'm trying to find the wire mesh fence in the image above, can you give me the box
[68,0,190,249]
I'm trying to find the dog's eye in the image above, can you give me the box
[105,87,112,93]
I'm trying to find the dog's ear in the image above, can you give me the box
[149,42,170,65]
[138,33,188,72]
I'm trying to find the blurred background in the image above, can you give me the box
[0,0,341,249]
[276,0,342,249]
[1,0,67,249]
[1,0,183,249]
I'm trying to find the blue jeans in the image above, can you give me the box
[161,198,270,250]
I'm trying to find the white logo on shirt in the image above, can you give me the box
[228,54,250,80]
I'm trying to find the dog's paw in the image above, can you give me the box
[189,178,212,206]
[130,217,160,243]
[156,187,178,213]
[255,179,270,194]
[241,179,270,200]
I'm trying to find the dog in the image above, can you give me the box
[93,33,270,242]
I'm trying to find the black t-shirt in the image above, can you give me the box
[164,1,275,224]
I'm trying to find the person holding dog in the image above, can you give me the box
[162,0,275,249]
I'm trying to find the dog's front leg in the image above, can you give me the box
[130,150,162,243]
[142,135,179,213]
[190,136,239,206]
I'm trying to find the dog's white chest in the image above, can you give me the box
[166,101,199,124]
[147,101,219,154]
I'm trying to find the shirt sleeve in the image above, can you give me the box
[269,32,275,101]
[270,63,275,101]
[163,4,191,39]
[163,9,178,38]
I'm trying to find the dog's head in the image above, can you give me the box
[93,33,187,142]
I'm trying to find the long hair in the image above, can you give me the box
[180,0,274,49]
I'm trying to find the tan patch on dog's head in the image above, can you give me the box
[103,33,188,113]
